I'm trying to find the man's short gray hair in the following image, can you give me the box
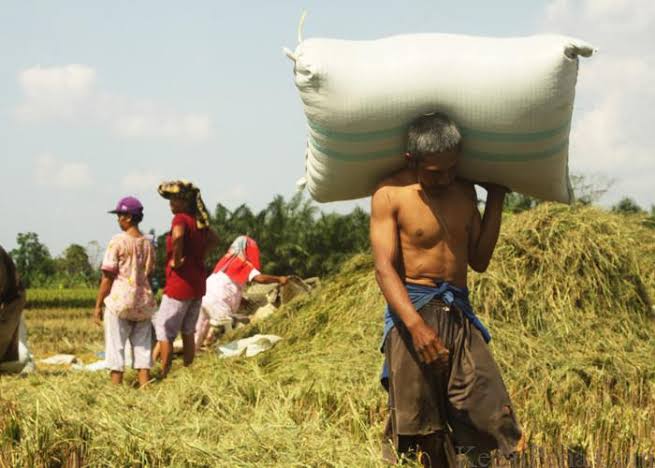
[406,113,462,157]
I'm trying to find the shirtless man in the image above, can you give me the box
[371,113,522,467]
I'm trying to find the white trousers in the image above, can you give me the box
[104,311,152,371]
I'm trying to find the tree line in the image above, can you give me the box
[10,193,370,288]
[9,188,655,289]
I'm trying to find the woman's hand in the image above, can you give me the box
[169,257,186,269]
[93,306,104,327]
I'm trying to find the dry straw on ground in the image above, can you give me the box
[1,203,654,467]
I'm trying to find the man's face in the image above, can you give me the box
[416,149,459,195]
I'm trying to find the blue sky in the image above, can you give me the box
[1,0,653,255]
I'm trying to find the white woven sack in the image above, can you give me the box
[288,33,594,203]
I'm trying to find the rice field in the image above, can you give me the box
[1,204,654,467]
[25,289,96,310]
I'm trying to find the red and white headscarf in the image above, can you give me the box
[212,236,261,286]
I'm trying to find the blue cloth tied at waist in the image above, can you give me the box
[380,282,491,385]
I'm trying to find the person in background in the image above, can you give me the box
[94,196,157,387]
[152,180,219,377]
[195,235,288,351]
[144,229,160,295]
[0,245,27,370]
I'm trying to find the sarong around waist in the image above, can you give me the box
[384,298,522,458]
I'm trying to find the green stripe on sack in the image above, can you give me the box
[308,119,570,144]
[461,122,570,143]
[308,120,405,142]
[310,137,568,162]
[310,138,403,161]
[463,139,569,162]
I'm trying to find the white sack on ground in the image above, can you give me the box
[39,354,78,365]
[289,33,594,203]
[72,360,110,372]
[217,334,282,358]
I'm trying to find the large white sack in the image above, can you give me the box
[288,33,594,203]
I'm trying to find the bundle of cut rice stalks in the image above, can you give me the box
[1,204,653,467]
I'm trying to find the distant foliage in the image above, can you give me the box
[153,193,370,285]
[642,205,655,229]
[503,192,540,213]
[502,174,614,213]
[54,244,97,286]
[10,233,98,288]
[570,173,613,205]
[611,197,644,215]
[10,232,55,287]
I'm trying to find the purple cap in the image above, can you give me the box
[109,196,143,215]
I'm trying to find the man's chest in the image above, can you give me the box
[397,194,472,247]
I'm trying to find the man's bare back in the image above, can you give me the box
[377,168,480,289]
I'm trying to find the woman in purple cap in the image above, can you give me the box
[93,196,157,387]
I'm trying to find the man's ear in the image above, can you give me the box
[404,152,418,169]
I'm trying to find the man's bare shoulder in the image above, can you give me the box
[373,168,416,195]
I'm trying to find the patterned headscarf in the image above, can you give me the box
[157,180,210,230]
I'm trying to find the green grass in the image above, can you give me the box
[25,288,165,310]
[26,289,96,310]
[1,204,654,466]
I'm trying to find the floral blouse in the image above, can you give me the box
[101,233,157,321]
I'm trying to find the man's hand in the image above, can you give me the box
[93,307,103,327]
[278,276,289,286]
[408,320,450,369]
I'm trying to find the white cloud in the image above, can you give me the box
[545,0,655,34]
[571,95,650,170]
[19,64,95,98]
[121,169,163,191]
[542,0,655,207]
[34,154,93,189]
[15,65,212,143]
[16,65,96,122]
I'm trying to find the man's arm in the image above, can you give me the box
[371,185,449,366]
[468,184,507,272]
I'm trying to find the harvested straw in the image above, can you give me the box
[1,204,653,466]
[470,204,655,464]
